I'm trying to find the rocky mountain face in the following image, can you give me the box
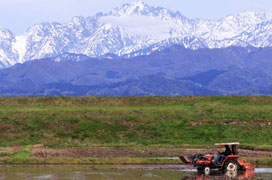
[0,45,272,96]
[0,1,272,68]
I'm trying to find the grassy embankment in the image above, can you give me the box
[0,96,271,165]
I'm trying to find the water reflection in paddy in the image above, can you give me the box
[0,165,271,180]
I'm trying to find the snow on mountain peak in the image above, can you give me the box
[0,2,272,68]
[131,1,145,10]
[12,35,27,63]
[223,11,272,25]
[71,16,86,26]
[236,11,271,19]
[0,28,14,39]
[112,1,148,16]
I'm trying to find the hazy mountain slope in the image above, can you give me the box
[0,45,272,96]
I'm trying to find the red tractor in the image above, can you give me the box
[180,142,255,175]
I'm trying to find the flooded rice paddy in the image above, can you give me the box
[0,165,271,180]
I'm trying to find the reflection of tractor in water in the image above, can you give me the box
[181,168,255,180]
[180,142,255,175]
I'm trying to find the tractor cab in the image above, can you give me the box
[215,142,239,156]
[214,142,240,166]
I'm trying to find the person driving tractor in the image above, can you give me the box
[213,145,232,165]
[220,145,232,156]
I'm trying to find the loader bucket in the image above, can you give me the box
[179,156,192,164]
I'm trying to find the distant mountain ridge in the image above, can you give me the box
[1,1,272,68]
[1,45,272,96]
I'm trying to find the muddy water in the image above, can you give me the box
[0,165,271,180]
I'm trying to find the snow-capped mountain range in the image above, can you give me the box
[1,1,272,68]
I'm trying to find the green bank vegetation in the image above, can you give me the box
[0,96,271,149]
[0,96,271,165]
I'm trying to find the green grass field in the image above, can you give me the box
[0,96,271,150]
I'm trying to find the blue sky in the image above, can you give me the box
[1,0,272,35]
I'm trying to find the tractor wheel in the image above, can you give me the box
[225,170,238,178]
[204,167,211,175]
[224,160,239,171]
